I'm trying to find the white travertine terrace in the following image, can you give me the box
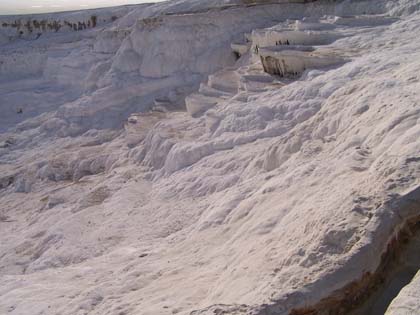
[0,1,419,315]
[385,271,420,315]
[259,48,345,77]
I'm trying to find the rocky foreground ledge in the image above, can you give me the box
[386,271,420,315]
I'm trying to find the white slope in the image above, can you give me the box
[0,0,419,315]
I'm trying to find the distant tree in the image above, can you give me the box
[25,20,33,33]
[91,15,97,28]
[33,20,40,29]
[40,20,47,31]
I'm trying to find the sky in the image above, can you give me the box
[0,0,162,15]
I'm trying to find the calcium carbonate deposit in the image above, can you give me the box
[0,0,419,315]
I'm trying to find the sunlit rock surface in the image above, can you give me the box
[386,271,420,315]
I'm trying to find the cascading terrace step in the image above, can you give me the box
[258,46,345,77]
